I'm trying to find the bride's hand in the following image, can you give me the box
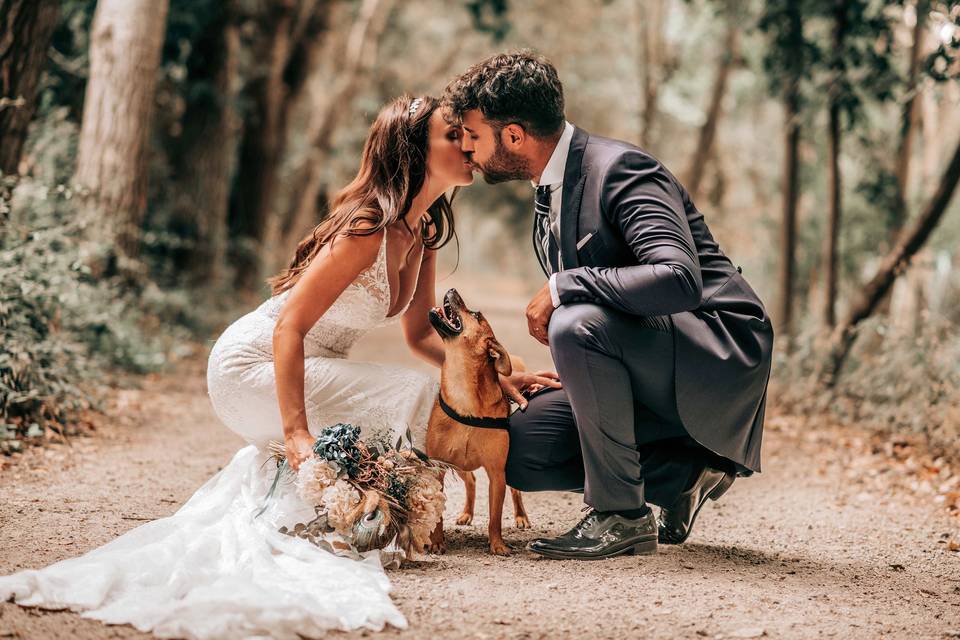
[284,429,316,471]
[498,371,562,411]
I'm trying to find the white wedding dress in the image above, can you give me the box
[0,231,440,639]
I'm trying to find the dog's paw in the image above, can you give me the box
[514,515,531,529]
[456,512,474,526]
[489,540,511,556]
[428,529,446,554]
[428,521,446,554]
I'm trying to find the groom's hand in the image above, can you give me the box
[526,282,555,346]
[499,371,562,411]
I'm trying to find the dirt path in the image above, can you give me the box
[1,282,958,639]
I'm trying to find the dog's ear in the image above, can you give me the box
[487,339,512,377]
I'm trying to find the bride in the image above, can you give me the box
[0,95,556,639]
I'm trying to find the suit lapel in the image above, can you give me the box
[560,126,589,269]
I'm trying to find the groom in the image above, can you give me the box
[443,51,774,560]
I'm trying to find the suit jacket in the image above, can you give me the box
[546,126,774,473]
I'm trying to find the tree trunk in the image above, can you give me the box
[169,4,240,288]
[820,135,960,386]
[776,5,804,346]
[0,0,59,176]
[822,99,841,328]
[705,143,728,210]
[637,0,668,150]
[778,102,800,343]
[822,0,846,328]
[894,0,928,219]
[229,13,292,290]
[74,0,169,258]
[229,0,329,290]
[873,0,929,320]
[276,0,394,261]
[684,22,738,200]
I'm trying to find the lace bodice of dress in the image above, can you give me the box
[257,231,411,358]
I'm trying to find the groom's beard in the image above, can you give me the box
[475,141,531,184]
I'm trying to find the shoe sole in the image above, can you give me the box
[527,536,658,560]
[663,472,736,545]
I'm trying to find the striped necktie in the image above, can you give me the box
[533,185,559,274]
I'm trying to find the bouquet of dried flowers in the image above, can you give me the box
[258,423,447,561]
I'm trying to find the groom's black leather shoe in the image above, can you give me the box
[527,507,658,560]
[658,466,735,545]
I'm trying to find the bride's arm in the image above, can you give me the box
[273,230,383,469]
[401,248,445,367]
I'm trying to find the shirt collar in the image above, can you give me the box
[531,121,574,189]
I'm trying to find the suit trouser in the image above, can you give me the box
[506,302,720,511]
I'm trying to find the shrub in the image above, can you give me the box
[772,315,960,450]
[0,110,199,454]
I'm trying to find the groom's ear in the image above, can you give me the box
[486,339,513,377]
[501,123,526,151]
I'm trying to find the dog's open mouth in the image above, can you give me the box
[429,289,464,338]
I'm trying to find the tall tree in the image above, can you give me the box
[759,0,812,345]
[273,0,507,265]
[818,0,898,327]
[821,0,846,328]
[165,0,242,288]
[0,0,60,177]
[228,0,330,290]
[814,0,956,383]
[894,0,929,220]
[778,74,800,344]
[636,0,670,151]
[684,14,739,200]
[820,136,960,386]
[74,0,169,259]
[277,0,396,262]
[872,0,928,322]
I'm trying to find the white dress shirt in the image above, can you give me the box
[531,121,575,308]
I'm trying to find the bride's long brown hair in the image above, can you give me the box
[267,95,457,295]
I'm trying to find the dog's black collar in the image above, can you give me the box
[438,394,511,431]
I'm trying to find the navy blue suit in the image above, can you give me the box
[507,126,773,511]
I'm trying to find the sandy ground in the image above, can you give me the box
[1,280,958,639]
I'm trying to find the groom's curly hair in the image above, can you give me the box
[443,50,565,139]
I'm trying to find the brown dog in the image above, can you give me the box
[425,288,530,555]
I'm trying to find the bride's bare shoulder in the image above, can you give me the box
[326,224,384,263]
[285,224,384,295]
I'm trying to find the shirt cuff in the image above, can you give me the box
[548,274,561,308]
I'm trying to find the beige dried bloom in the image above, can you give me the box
[295,457,339,505]
[405,470,445,551]
[321,479,361,535]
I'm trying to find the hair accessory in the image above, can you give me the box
[408,97,424,117]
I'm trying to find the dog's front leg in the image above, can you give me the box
[455,470,476,525]
[510,487,530,529]
[428,516,446,554]
[485,466,510,555]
